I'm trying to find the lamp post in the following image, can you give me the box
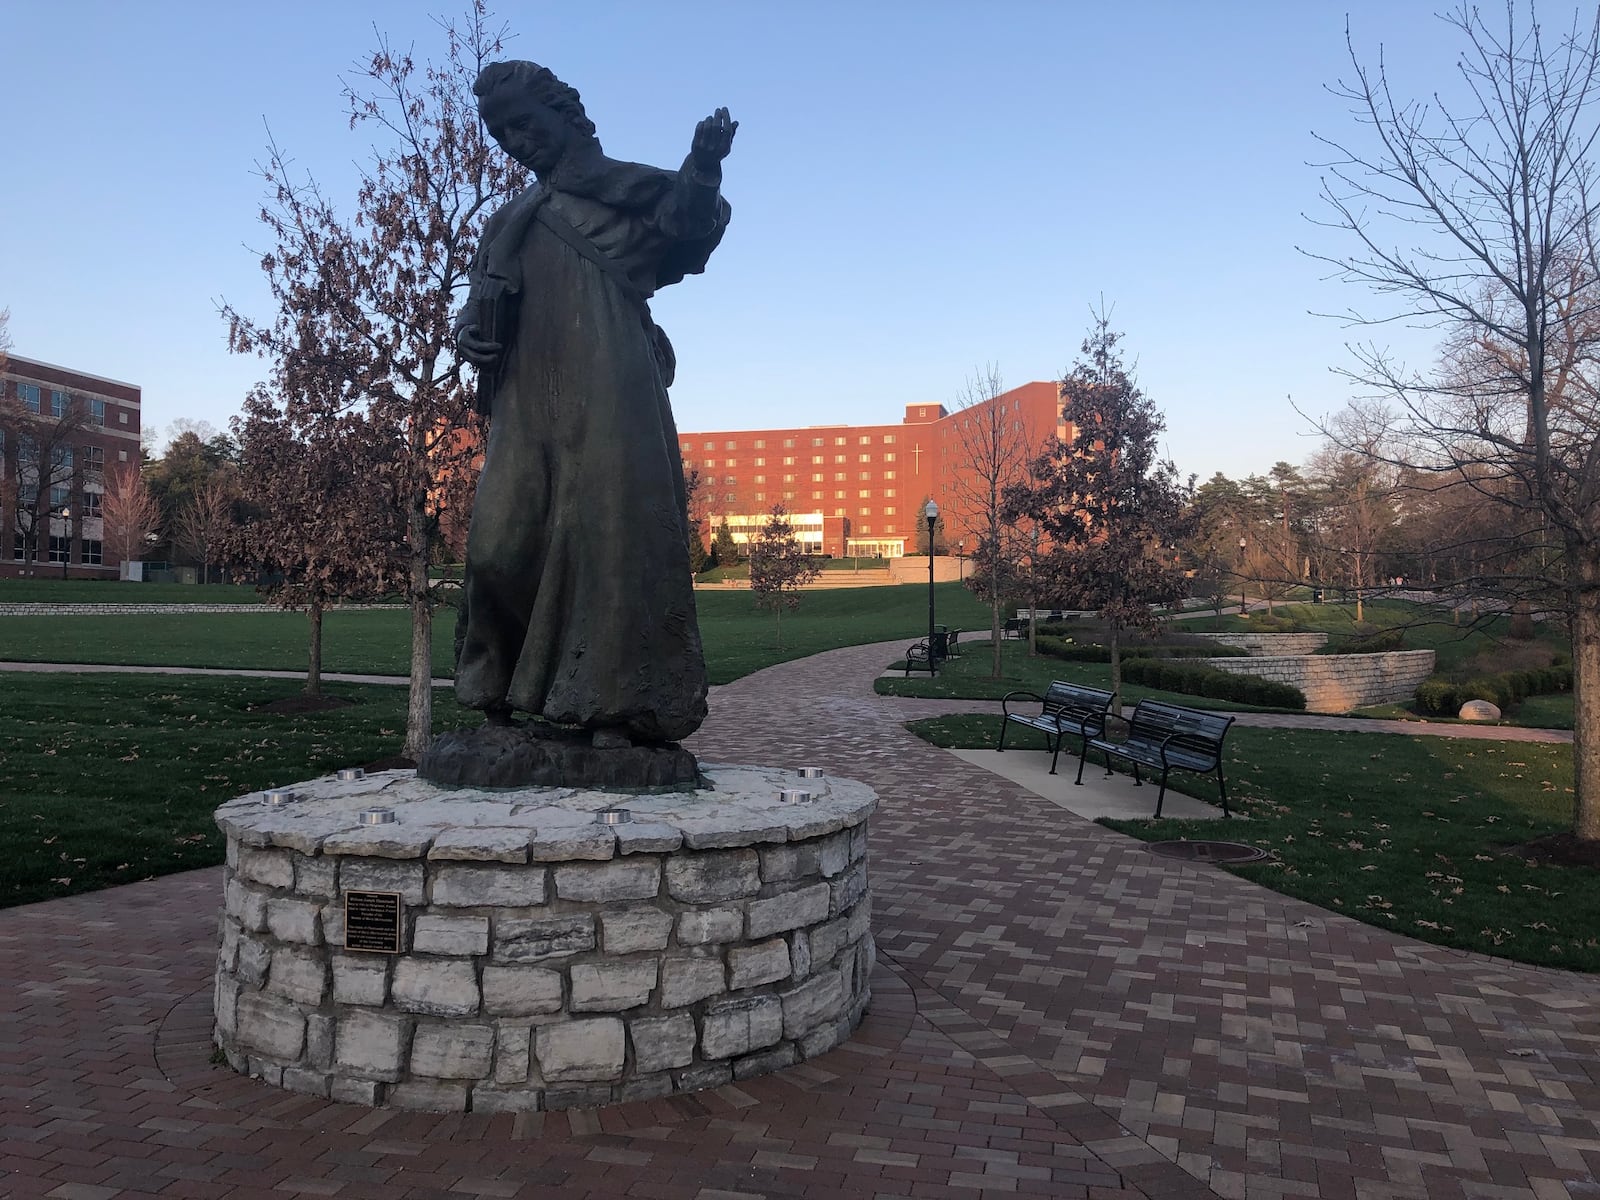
[59,505,72,581]
[924,499,939,672]
[957,539,964,582]
[1237,536,1247,614]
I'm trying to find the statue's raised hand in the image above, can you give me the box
[690,107,738,173]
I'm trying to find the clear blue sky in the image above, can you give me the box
[0,1,1509,480]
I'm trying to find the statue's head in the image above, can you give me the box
[474,61,597,175]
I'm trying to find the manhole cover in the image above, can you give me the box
[1147,840,1270,864]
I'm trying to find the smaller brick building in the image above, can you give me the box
[1,354,143,579]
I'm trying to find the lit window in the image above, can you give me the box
[704,441,715,450]
[833,455,845,464]
[859,435,871,445]
[834,436,845,446]
[884,470,896,480]
[858,489,871,499]
[723,492,736,503]
[811,491,822,499]
[723,475,736,485]
[754,439,765,449]
[811,437,823,447]
[884,488,896,498]
[783,438,795,448]
[834,472,845,481]
[859,472,871,481]
[884,506,896,515]
[755,492,765,502]
[725,440,737,450]
[754,474,765,484]
[782,456,795,465]
[811,473,822,482]
[782,491,795,501]
[858,524,871,533]
[783,474,795,483]
[860,507,872,516]
[755,457,765,466]
[834,490,845,499]
[811,455,823,465]
[884,452,896,462]
[883,435,896,444]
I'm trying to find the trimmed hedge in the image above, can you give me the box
[1413,664,1573,716]
[1323,628,1404,654]
[1121,657,1307,710]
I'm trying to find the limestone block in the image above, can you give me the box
[493,915,596,964]
[846,897,872,943]
[235,991,306,1061]
[410,1022,495,1078]
[848,823,868,864]
[659,954,727,1007]
[554,858,661,903]
[746,882,830,938]
[386,1079,469,1111]
[1459,699,1502,721]
[570,961,658,1012]
[701,994,782,1060]
[759,841,821,883]
[481,964,563,1016]
[494,1026,531,1083]
[536,1018,626,1083]
[306,1013,335,1070]
[323,825,434,860]
[830,862,869,917]
[676,907,744,946]
[665,850,761,903]
[431,864,547,908]
[294,855,339,899]
[332,954,390,1006]
[248,1057,284,1086]
[281,1068,329,1098]
[676,1061,731,1092]
[330,1078,384,1106]
[411,913,490,956]
[470,1086,542,1113]
[321,901,345,946]
[226,877,268,932]
[335,1010,412,1080]
[728,938,791,990]
[544,1082,616,1110]
[600,906,673,953]
[391,957,480,1017]
[614,821,683,855]
[629,1012,696,1073]
[236,937,271,987]
[428,826,531,863]
[214,975,240,1040]
[789,930,813,980]
[341,858,425,906]
[266,896,323,946]
[780,970,844,1039]
[266,945,328,1006]
[619,1073,675,1103]
[528,826,615,862]
[237,847,294,890]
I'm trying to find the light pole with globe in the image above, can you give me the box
[924,498,939,670]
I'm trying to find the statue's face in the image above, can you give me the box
[481,91,571,174]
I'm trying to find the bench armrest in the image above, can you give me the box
[1000,689,1044,718]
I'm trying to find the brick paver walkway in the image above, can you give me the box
[2,640,1596,1199]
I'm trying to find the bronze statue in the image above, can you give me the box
[428,61,735,787]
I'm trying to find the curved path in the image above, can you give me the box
[1,642,1596,1199]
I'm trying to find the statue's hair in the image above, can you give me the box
[473,61,596,139]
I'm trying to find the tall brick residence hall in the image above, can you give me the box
[678,381,1067,558]
[1,354,143,579]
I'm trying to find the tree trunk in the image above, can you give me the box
[1108,622,1123,717]
[1572,558,1600,842]
[306,596,324,698]
[403,496,434,762]
[990,593,1002,680]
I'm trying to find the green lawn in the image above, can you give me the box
[876,637,1306,713]
[0,578,266,604]
[0,582,992,687]
[908,713,1597,973]
[0,674,453,909]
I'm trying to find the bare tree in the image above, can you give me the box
[101,463,162,571]
[224,3,524,756]
[0,307,10,376]
[172,473,237,585]
[1,386,93,569]
[944,364,1037,677]
[748,504,821,648]
[1307,2,1600,841]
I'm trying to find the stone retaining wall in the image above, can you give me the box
[213,766,874,1112]
[1207,650,1436,713]
[1191,632,1329,656]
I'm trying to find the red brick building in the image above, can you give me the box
[1,354,143,578]
[679,381,1066,558]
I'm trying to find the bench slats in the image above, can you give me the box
[1075,699,1234,819]
[998,682,1115,775]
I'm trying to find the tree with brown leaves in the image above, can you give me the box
[223,3,525,755]
[100,463,162,574]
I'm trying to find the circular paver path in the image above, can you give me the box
[0,640,1596,1199]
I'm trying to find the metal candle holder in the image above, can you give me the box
[263,788,298,807]
[336,768,366,782]
[595,808,632,825]
[778,789,815,804]
[358,808,396,825]
[796,766,824,779]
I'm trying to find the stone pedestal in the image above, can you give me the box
[212,765,875,1112]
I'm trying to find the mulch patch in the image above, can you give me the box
[1503,830,1600,869]
[363,755,416,772]
[252,694,357,715]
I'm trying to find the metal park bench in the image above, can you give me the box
[997,681,1115,775]
[1075,699,1235,818]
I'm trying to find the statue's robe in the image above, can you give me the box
[454,149,729,743]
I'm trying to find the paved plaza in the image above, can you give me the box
[2,640,1597,1198]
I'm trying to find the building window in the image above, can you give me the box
[859,435,871,445]
[834,472,845,482]
[13,533,26,561]
[884,488,896,498]
[811,491,821,500]
[884,506,896,515]
[884,453,896,463]
[51,485,70,508]
[48,536,70,563]
[704,441,716,450]
[811,437,823,447]
[723,492,737,503]
[834,490,845,499]
[835,508,846,517]
[782,491,795,501]
[834,436,845,446]
[754,457,765,466]
[811,473,822,482]
[858,524,871,533]
[883,435,896,444]
[754,439,765,449]
[858,454,871,463]
[82,446,104,480]
[723,475,736,485]
[833,455,845,464]
[860,508,873,517]
[811,455,823,465]
[725,440,737,450]
[18,383,41,412]
[783,474,795,483]
[118,450,128,462]
[884,471,896,480]
[755,492,765,502]
[725,458,737,468]
[858,489,871,499]
[782,456,795,465]
[82,491,103,517]
[83,539,103,566]
[783,438,795,448]
[51,390,69,418]
[754,474,765,484]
